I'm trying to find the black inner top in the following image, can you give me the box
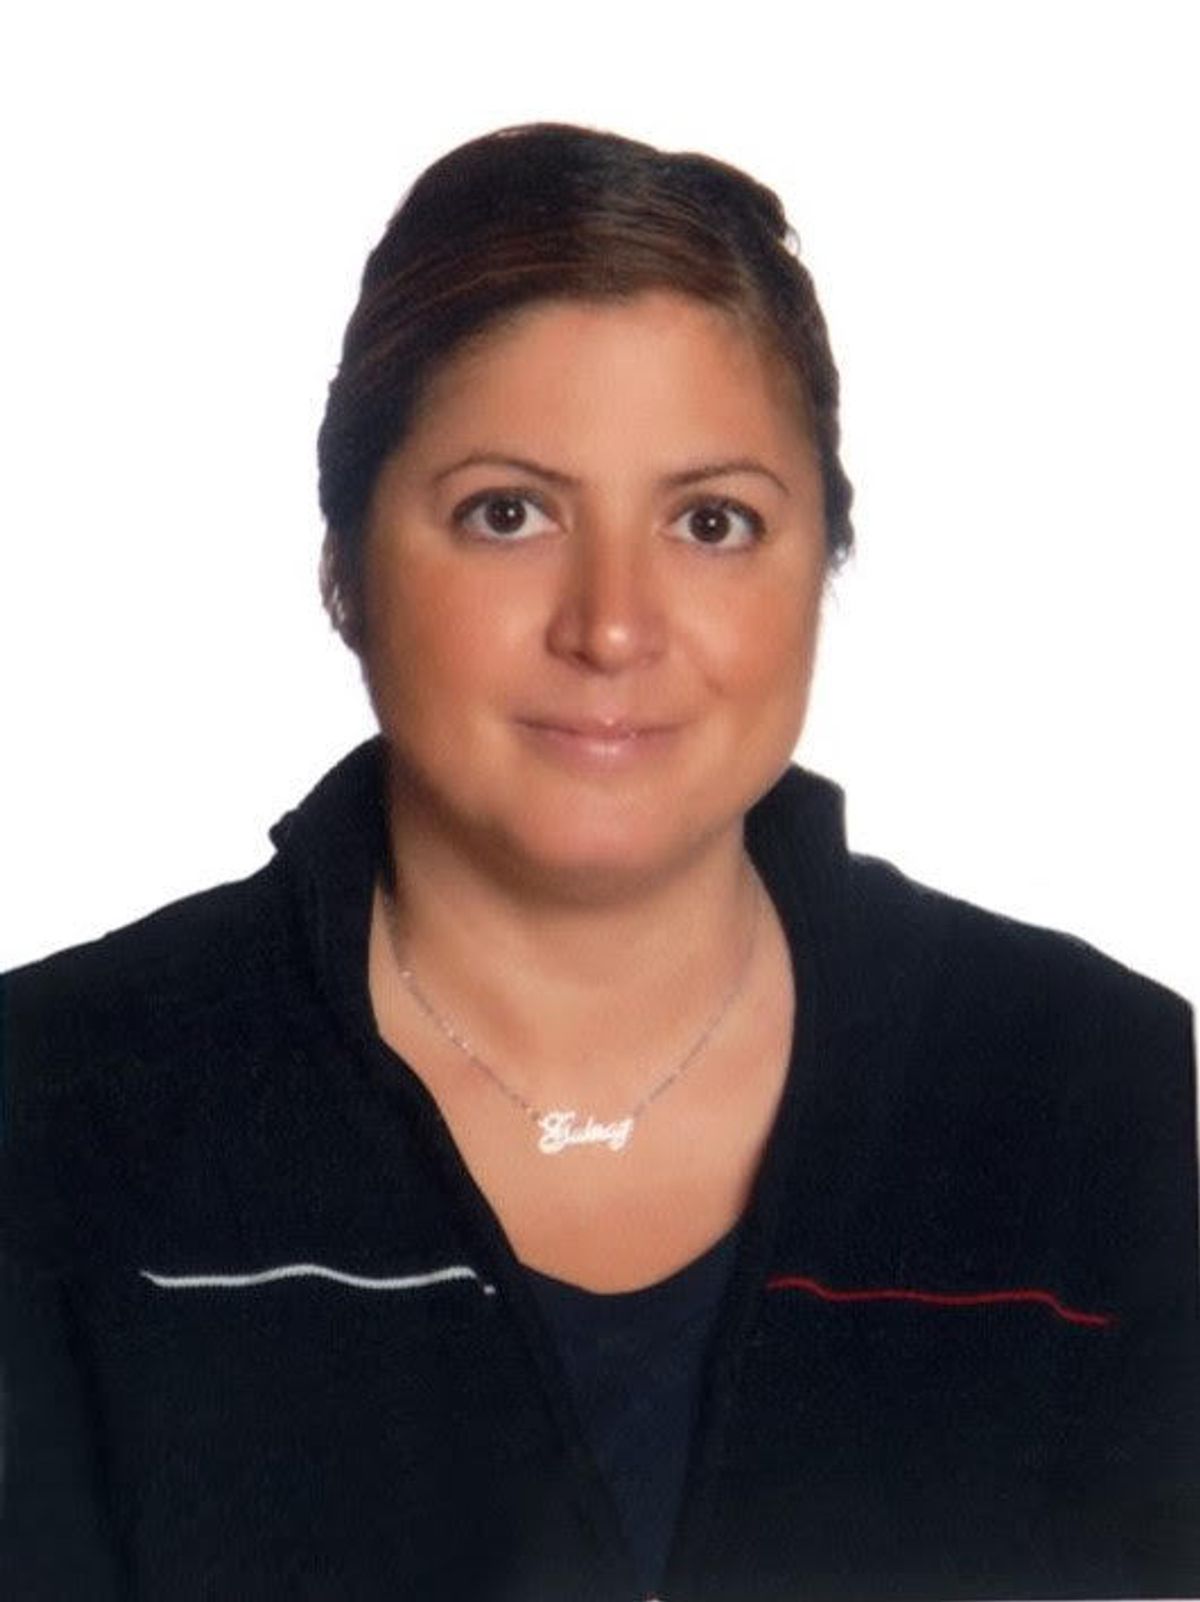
[524,1228,739,1596]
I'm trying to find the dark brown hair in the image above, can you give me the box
[318,122,854,646]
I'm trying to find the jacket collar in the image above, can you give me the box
[268,737,870,1039]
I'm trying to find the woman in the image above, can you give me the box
[3,123,1197,1601]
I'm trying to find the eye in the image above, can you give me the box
[452,490,557,542]
[668,498,766,551]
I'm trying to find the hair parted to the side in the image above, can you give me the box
[317,122,854,649]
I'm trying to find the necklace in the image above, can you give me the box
[381,876,762,1156]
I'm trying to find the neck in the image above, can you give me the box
[374,777,762,1108]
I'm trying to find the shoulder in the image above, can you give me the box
[838,859,1198,1325]
[853,851,1192,1044]
[752,763,1192,1065]
[845,854,1196,1206]
[1,863,295,1197]
[3,860,290,1082]
[1,863,297,1269]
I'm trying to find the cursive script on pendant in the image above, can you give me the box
[537,1110,634,1155]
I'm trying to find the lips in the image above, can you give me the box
[515,715,682,767]
[520,716,674,739]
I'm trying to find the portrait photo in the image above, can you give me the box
[2,5,1197,1599]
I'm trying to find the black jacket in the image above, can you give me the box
[3,740,1198,1600]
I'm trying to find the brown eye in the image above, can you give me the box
[482,496,528,534]
[671,499,765,550]
[690,506,733,544]
[453,491,556,541]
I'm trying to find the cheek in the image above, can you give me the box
[361,555,530,711]
[707,573,824,703]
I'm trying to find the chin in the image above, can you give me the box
[483,804,741,906]
[496,851,687,908]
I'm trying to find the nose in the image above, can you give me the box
[545,520,667,673]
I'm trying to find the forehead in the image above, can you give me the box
[400,291,813,469]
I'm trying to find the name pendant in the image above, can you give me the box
[537,1110,634,1155]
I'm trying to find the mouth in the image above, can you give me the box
[515,716,682,766]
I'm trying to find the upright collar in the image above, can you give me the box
[268,738,872,1042]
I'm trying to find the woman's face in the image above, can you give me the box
[360,290,828,899]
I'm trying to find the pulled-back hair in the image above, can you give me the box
[318,122,854,646]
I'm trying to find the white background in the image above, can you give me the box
[1,2,1196,1006]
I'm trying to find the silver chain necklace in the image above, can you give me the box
[381,877,762,1156]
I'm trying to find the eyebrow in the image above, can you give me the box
[431,452,791,497]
